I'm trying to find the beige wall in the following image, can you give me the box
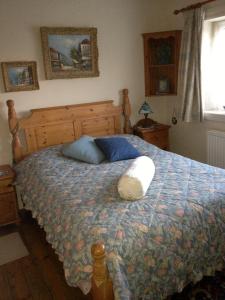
[0,0,224,165]
[145,0,225,163]
[0,0,168,164]
[170,0,225,163]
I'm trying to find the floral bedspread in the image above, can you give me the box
[14,135,225,300]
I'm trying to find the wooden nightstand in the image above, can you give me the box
[134,119,170,150]
[0,165,19,226]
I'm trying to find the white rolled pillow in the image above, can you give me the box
[118,156,155,201]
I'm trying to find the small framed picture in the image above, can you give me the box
[1,61,39,92]
[158,78,170,94]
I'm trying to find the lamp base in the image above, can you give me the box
[144,113,148,127]
[136,118,157,128]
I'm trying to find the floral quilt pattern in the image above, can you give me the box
[14,135,225,300]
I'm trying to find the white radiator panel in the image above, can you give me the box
[207,130,225,169]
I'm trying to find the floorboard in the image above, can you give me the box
[1,212,223,300]
[0,214,91,300]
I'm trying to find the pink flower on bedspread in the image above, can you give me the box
[176,208,185,217]
[76,240,85,251]
[116,230,124,240]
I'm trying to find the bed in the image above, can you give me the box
[7,89,225,300]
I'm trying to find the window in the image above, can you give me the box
[202,17,225,120]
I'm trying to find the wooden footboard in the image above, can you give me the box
[91,244,114,300]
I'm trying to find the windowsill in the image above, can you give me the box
[204,110,225,122]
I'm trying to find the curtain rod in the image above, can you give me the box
[174,0,216,15]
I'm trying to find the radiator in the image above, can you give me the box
[207,130,225,169]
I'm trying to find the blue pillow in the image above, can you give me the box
[95,137,141,162]
[62,135,105,164]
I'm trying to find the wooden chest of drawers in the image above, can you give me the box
[134,123,170,150]
[0,165,19,226]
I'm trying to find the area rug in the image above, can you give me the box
[0,232,29,266]
[170,269,225,300]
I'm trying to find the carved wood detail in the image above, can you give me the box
[6,100,23,163]
[91,243,114,300]
[7,99,124,162]
[122,89,132,134]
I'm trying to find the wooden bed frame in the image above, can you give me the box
[7,88,133,300]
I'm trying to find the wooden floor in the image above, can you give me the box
[2,214,221,300]
[0,214,92,300]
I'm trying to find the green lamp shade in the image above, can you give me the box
[139,101,153,115]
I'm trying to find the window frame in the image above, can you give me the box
[203,17,225,122]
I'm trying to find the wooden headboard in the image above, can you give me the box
[7,88,132,162]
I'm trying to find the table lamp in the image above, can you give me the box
[138,101,153,127]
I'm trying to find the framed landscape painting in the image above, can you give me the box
[1,61,39,92]
[40,27,99,79]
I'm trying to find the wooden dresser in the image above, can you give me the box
[134,120,170,150]
[0,165,19,226]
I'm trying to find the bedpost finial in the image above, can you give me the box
[7,99,15,108]
[91,243,114,300]
[123,88,128,96]
[91,243,105,259]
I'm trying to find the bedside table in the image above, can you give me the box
[134,119,170,150]
[0,165,19,226]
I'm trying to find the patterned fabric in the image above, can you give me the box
[14,135,225,300]
[179,7,205,122]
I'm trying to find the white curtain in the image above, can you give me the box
[202,20,225,111]
[179,7,205,122]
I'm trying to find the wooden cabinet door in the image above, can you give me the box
[143,130,169,150]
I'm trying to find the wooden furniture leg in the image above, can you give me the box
[91,243,114,300]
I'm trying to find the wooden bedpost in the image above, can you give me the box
[6,100,23,163]
[122,89,132,134]
[91,243,114,300]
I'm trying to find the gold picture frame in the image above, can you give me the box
[1,61,39,92]
[40,27,99,80]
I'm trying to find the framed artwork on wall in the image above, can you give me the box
[157,77,170,94]
[40,27,99,80]
[1,61,39,92]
